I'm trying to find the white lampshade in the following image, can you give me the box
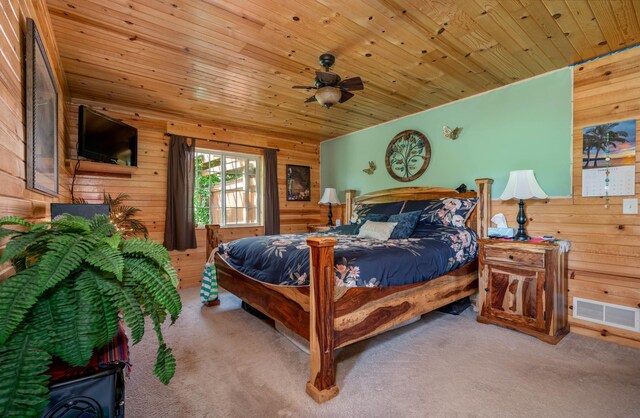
[315,87,341,108]
[500,170,548,200]
[319,188,341,205]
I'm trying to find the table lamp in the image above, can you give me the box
[500,170,548,241]
[319,188,341,226]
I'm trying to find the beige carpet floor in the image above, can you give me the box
[126,287,640,418]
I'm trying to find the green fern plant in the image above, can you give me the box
[0,215,181,417]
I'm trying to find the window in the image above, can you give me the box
[194,150,261,227]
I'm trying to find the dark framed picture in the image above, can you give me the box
[286,165,311,201]
[25,18,59,196]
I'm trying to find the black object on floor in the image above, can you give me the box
[42,365,125,418]
[241,301,270,320]
[437,297,471,315]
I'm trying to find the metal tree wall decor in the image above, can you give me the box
[385,130,431,182]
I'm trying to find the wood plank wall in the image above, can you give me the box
[67,101,321,288]
[491,47,640,348]
[0,0,69,278]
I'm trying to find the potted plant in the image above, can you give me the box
[0,214,182,417]
[72,192,150,238]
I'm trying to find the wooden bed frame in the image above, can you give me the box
[206,178,492,403]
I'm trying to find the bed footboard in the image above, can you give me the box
[306,236,339,403]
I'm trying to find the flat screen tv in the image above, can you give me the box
[78,105,137,166]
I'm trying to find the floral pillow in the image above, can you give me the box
[404,198,477,228]
[350,201,404,225]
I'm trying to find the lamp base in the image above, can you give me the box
[514,199,530,241]
[326,203,334,226]
[513,232,530,241]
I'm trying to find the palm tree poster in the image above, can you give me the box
[582,120,636,197]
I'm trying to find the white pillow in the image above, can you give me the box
[357,221,398,240]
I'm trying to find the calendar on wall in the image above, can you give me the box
[581,119,636,197]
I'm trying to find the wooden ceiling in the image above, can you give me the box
[47,0,640,141]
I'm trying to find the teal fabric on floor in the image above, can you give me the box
[200,251,218,304]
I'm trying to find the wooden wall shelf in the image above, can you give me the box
[66,159,137,177]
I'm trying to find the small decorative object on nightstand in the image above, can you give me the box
[477,239,569,344]
[319,187,341,226]
[500,170,547,241]
[307,225,332,233]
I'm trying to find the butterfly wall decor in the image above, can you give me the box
[362,161,376,175]
[443,125,463,140]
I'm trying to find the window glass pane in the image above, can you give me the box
[194,153,211,226]
[247,207,257,224]
[225,207,237,225]
[194,150,260,226]
[209,155,222,225]
[194,151,223,225]
[247,158,258,224]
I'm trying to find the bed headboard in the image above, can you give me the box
[206,179,493,260]
[344,179,493,237]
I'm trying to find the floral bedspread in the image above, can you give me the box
[219,224,478,288]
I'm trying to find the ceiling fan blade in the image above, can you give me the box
[316,70,340,85]
[304,95,317,103]
[339,77,364,91]
[292,85,317,89]
[339,90,354,103]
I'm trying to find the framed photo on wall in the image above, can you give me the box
[581,119,636,197]
[286,164,311,201]
[25,17,59,196]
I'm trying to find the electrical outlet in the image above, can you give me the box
[622,198,638,214]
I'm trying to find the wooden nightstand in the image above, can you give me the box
[307,225,332,233]
[477,239,569,344]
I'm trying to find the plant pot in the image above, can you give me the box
[41,365,125,418]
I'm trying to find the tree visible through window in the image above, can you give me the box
[194,150,261,226]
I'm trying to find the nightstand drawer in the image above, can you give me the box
[484,247,544,269]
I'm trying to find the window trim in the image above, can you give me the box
[194,148,263,228]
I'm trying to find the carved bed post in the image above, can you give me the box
[306,236,339,403]
[205,224,221,261]
[344,189,356,225]
[474,179,493,239]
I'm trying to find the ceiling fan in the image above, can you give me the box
[292,53,364,108]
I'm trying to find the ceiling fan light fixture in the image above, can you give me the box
[315,86,342,108]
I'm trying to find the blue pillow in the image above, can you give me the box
[388,211,421,239]
[329,224,358,235]
[353,213,389,234]
[350,201,404,225]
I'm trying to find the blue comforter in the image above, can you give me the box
[219,224,478,288]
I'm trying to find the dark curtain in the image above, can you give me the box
[164,135,197,251]
[263,148,280,235]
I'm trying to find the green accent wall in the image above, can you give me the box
[321,68,572,199]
